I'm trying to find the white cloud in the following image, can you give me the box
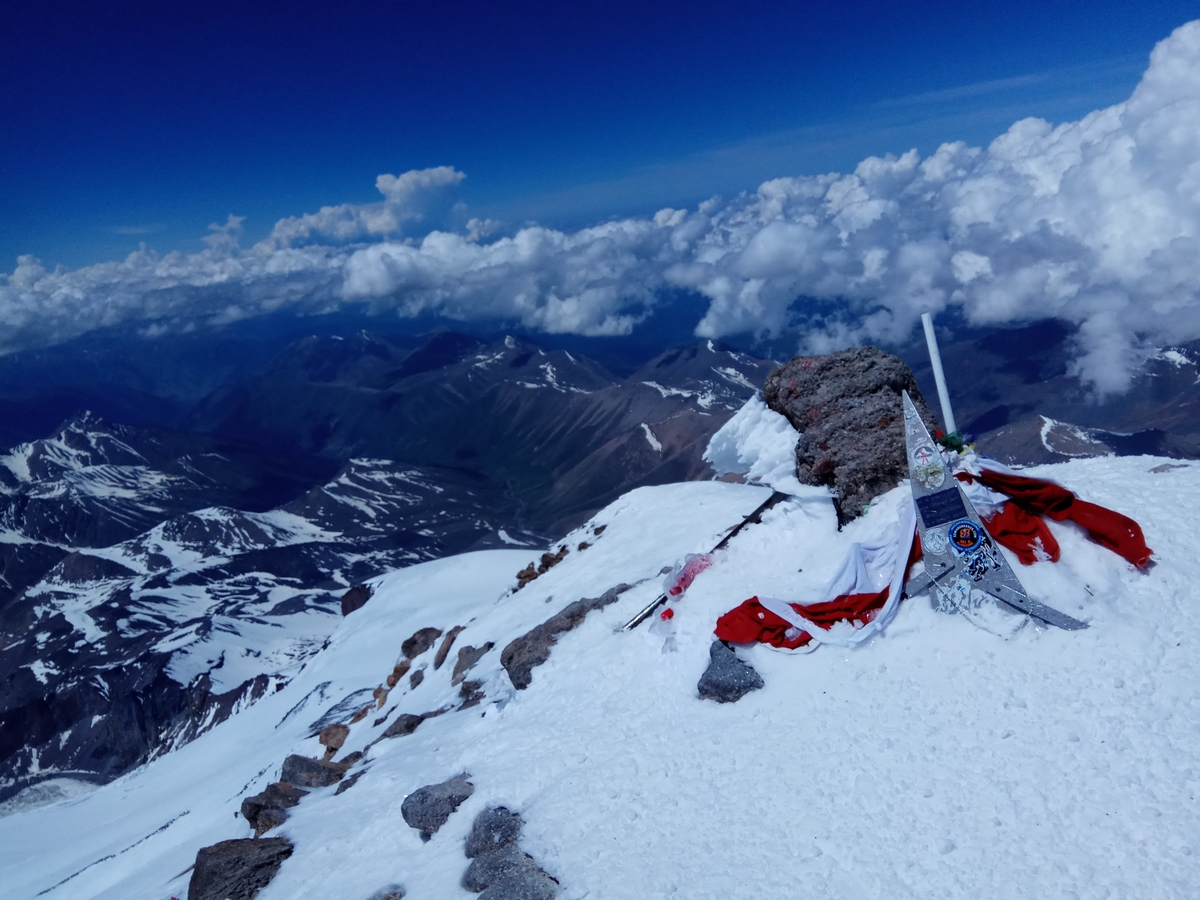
[4,22,1200,392]
[257,166,466,249]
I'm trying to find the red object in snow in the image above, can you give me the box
[666,553,713,597]
[715,590,891,650]
[958,470,1152,568]
[660,608,674,620]
[980,501,1061,565]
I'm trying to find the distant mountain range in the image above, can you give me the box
[0,331,774,800]
[1,317,1198,801]
[902,320,1200,463]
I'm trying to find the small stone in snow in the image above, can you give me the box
[697,640,764,703]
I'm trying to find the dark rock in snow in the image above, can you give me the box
[409,668,425,689]
[463,845,556,897]
[241,781,309,836]
[697,640,764,703]
[252,806,289,835]
[280,754,346,788]
[763,347,938,523]
[335,769,367,796]
[459,680,485,709]
[479,871,559,900]
[452,642,495,686]
[187,836,293,900]
[435,625,466,669]
[366,885,406,899]
[402,627,443,659]
[341,584,372,616]
[379,713,427,740]
[501,584,631,689]
[465,807,524,858]
[401,772,474,837]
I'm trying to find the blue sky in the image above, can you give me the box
[4,0,1196,269]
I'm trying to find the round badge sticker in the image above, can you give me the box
[911,443,936,467]
[948,519,983,553]
[922,528,949,555]
[915,463,945,490]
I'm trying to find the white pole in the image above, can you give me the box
[921,312,957,435]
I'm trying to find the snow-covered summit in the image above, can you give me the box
[2,434,1197,897]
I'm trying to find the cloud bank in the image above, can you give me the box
[5,21,1200,392]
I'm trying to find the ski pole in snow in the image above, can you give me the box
[921,312,957,436]
[620,489,788,631]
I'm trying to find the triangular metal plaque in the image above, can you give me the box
[902,391,1086,631]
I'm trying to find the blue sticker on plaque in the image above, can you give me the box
[948,519,983,553]
[915,488,967,528]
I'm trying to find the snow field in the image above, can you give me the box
[1,459,1198,899]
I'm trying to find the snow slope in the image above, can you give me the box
[2,456,1199,899]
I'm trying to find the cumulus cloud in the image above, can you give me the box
[258,166,466,249]
[5,22,1200,391]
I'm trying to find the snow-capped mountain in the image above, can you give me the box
[0,457,535,801]
[0,411,335,606]
[1,418,1195,899]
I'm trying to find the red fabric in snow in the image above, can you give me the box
[979,502,1061,565]
[958,469,1152,568]
[714,591,890,649]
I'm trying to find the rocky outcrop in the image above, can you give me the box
[341,584,372,616]
[187,837,293,900]
[763,347,938,523]
[515,545,569,590]
[279,754,346,788]
[459,680,485,709]
[697,641,764,703]
[501,585,631,689]
[402,627,443,659]
[240,781,308,836]
[401,773,474,839]
[466,806,524,858]
[380,713,425,740]
[452,643,495,686]
[462,806,557,898]
[434,626,466,669]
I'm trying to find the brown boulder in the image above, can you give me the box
[434,625,466,669]
[402,627,443,659]
[763,346,939,524]
[340,584,372,616]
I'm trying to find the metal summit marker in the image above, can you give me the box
[902,390,1085,630]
